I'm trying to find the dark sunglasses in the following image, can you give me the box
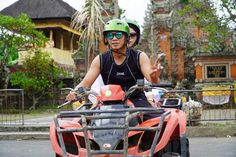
[106,32,124,40]
[130,33,137,37]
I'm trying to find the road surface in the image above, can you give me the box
[0,137,235,157]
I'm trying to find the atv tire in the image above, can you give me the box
[154,137,189,157]
[180,137,190,157]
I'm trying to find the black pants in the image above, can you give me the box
[130,93,160,121]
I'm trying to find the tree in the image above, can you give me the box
[177,0,235,53]
[0,14,47,89]
[71,0,107,68]
[142,0,235,88]
[180,0,236,26]
[10,49,65,110]
[216,0,236,27]
[172,0,236,89]
[142,3,154,55]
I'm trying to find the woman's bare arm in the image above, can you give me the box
[74,55,100,90]
[139,52,162,83]
[67,55,100,101]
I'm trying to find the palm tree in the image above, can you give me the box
[71,0,107,70]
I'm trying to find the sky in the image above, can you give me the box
[0,0,149,29]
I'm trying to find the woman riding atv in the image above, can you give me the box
[66,19,162,119]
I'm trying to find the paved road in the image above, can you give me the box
[23,116,54,125]
[189,137,236,157]
[0,140,54,157]
[0,137,235,157]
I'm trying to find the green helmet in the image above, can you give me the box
[125,19,141,46]
[103,19,130,37]
[125,19,140,33]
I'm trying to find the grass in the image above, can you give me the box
[23,103,75,119]
[24,111,56,119]
[0,104,62,122]
[0,110,57,122]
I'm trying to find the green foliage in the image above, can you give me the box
[0,46,18,66]
[11,49,65,90]
[180,0,189,4]
[177,0,232,53]
[10,49,65,109]
[0,13,48,88]
[10,72,49,92]
[0,14,47,49]
[0,13,48,65]
[218,0,236,25]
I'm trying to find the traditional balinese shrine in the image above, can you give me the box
[151,0,185,81]
[193,52,236,105]
[151,0,236,84]
[151,0,236,105]
[194,55,236,83]
[192,20,236,84]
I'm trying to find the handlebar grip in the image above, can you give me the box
[76,87,87,94]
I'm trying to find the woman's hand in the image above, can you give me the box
[66,91,77,101]
[150,53,165,83]
[150,62,163,83]
[139,52,164,84]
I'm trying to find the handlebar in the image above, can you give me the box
[123,80,169,103]
[58,101,72,108]
[57,87,98,109]
[58,79,172,108]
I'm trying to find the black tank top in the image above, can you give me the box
[100,48,144,91]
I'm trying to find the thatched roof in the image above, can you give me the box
[0,0,76,20]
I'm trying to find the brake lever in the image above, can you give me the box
[57,101,71,109]
[57,87,86,109]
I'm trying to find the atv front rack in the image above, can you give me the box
[54,108,170,157]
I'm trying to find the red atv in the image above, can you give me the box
[50,80,189,157]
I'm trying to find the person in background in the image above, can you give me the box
[67,19,162,119]
[126,19,141,48]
